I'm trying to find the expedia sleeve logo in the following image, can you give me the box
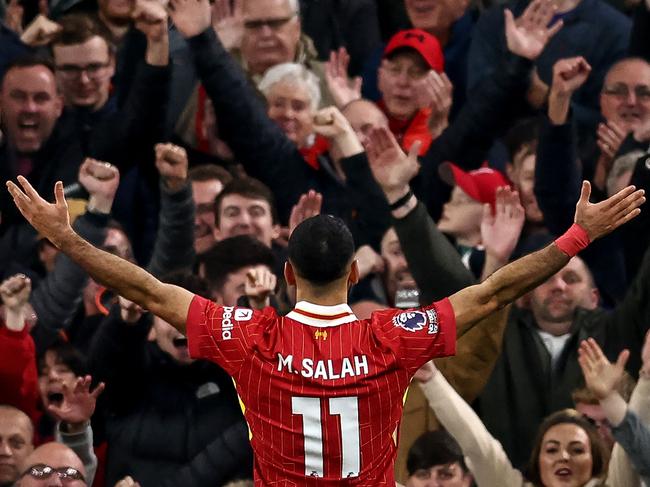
[392,311,427,332]
[221,307,254,340]
[221,306,234,340]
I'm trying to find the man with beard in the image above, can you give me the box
[476,244,650,468]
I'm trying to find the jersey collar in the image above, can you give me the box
[286,301,358,328]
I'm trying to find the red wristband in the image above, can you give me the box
[554,223,591,257]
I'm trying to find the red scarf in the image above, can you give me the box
[299,135,330,170]
[379,100,433,156]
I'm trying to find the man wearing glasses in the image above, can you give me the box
[50,6,169,154]
[18,442,86,487]
[600,58,650,139]
[51,17,116,113]
[239,0,301,79]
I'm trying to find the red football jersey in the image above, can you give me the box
[186,297,456,486]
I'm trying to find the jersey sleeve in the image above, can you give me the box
[185,295,272,376]
[371,297,456,375]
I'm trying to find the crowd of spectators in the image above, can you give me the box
[1,0,650,484]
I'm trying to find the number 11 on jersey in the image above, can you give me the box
[292,396,361,478]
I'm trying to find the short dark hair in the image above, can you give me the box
[288,215,354,285]
[503,116,540,166]
[1,55,57,89]
[188,163,234,185]
[526,409,609,484]
[214,177,278,226]
[407,430,468,476]
[51,13,116,55]
[38,341,87,377]
[201,235,276,291]
[161,271,211,299]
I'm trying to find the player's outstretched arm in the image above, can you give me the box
[450,181,645,335]
[7,177,194,332]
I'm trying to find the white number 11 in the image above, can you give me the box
[292,396,361,478]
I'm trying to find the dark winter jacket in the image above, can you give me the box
[89,308,253,487]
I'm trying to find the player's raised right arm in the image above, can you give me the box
[449,181,645,337]
[7,176,194,333]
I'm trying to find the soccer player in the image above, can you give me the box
[5,171,644,485]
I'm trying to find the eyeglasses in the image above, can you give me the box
[244,14,296,31]
[21,464,86,483]
[56,62,111,80]
[602,84,650,101]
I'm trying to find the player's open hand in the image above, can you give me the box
[7,177,73,248]
[573,181,645,240]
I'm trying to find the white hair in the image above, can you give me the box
[257,63,321,111]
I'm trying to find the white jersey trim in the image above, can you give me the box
[286,301,359,328]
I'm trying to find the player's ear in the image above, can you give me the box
[348,260,360,286]
[284,261,296,286]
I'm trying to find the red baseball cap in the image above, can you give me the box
[439,162,511,211]
[384,29,444,73]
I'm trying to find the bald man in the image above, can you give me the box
[0,406,33,487]
[341,99,389,147]
[17,442,86,487]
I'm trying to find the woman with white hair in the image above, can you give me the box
[257,62,326,166]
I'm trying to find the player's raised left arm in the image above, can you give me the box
[7,177,194,333]
[450,181,645,337]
